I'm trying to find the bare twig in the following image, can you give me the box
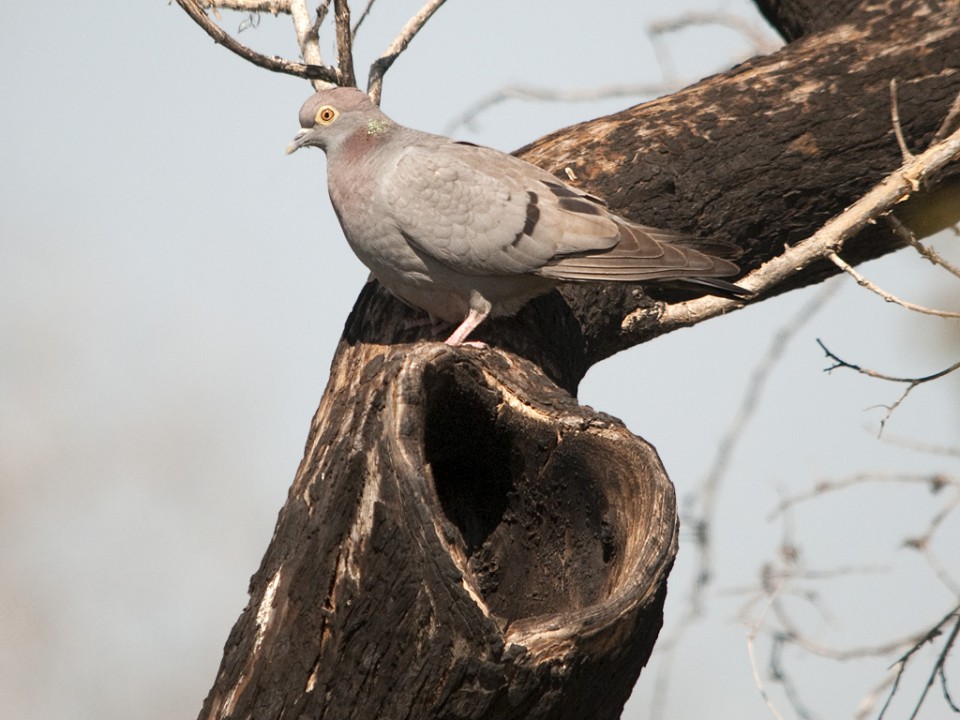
[827,251,960,318]
[816,339,960,432]
[444,83,676,134]
[877,602,960,720]
[769,471,957,519]
[644,123,960,334]
[175,0,339,82]
[448,10,778,132]
[817,339,960,383]
[648,11,779,84]
[886,214,960,278]
[311,0,332,34]
[934,91,960,143]
[879,432,960,459]
[333,0,356,87]
[890,79,914,162]
[351,0,377,37]
[367,0,447,103]
[745,578,789,720]
[647,10,778,55]
[196,0,291,13]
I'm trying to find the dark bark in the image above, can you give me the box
[197,1,960,719]
[754,0,862,41]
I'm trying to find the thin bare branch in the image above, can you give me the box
[934,90,960,143]
[448,10,778,133]
[175,0,339,82]
[887,214,960,278]
[647,10,779,55]
[311,0,332,34]
[367,0,447,103]
[196,0,291,13]
[878,432,960,458]
[828,251,960,318]
[769,471,958,518]
[745,578,789,720]
[817,339,960,384]
[890,79,914,162]
[644,122,960,334]
[816,340,960,432]
[352,0,377,37]
[877,602,960,720]
[443,83,676,135]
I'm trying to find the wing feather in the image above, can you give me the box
[385,136,742,285]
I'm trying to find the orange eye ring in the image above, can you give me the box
[315,106,338,125]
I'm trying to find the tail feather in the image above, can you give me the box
[673,276,754,299]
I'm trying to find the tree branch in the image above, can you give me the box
[649,122,960,337]
[175,0,339,82]
[827,251,960,318]
[289,0,324,78]
[196,0,291,13]
[368,0,447,103]
[333,0,356,87]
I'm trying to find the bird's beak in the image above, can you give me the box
[285,128,310,155]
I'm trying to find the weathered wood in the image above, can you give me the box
[200,289,677,719]
[197,1,960,718]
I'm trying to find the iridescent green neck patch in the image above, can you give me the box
[366,119,391,136]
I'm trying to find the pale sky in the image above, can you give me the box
[1,2,958,719]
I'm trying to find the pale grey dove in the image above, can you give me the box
[287,86,749,346]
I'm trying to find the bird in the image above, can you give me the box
[286,86,750,346]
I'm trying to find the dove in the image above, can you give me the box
[286,86,749,346]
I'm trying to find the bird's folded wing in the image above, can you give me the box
[386,142,620,276]
[537,220,741,282]
[387,140,741,283]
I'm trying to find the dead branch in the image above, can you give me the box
[175,0,338,82]
[351,0,376,37]
[445,10,778,133]
[877,602,960,720]
[816,338,960,432]
[332,0,355,87]
[648,121,960,335]
[290,0,324,77]
[196,0,290,13]
[367,0,448,103]
[827,252,960,319]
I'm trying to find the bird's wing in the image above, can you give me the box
[384,140,619,276]
[537,220,741,282]
[386,138,740,283]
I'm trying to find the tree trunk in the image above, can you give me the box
[198,1,959,718]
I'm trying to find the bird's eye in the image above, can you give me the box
[315,106,338,125]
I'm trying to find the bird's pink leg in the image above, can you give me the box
[444,307,489,347]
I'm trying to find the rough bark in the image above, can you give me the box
[198,1,960,718]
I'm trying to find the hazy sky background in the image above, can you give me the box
[1,2,957,719]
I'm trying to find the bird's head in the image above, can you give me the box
[286,86,393,156]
